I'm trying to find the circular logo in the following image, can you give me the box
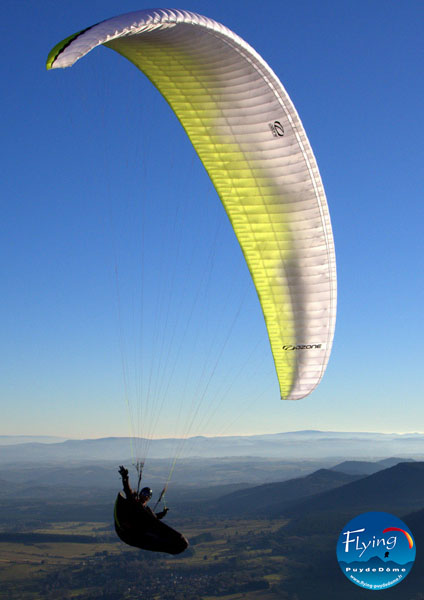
[336,512,415,590]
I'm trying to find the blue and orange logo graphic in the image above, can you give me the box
[336,512,415,590]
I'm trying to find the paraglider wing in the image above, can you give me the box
[47,9,337,400]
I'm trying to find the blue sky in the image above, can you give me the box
[1,0,423,439]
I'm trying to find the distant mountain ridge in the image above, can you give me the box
[0,435,67,446]
[206,461,424,541]
[279,462,424,519]
[209,458,419,516]
[330,457,415,475]
[1,431,423,463]
[209,468,362,516]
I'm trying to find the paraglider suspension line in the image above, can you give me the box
[135,461,144,495]
[153,485,168,512]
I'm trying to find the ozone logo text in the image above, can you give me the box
[282,344,322,350]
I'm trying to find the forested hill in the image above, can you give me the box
[208,469,361,516]
[330,456,415,475]
[278,461,424,519]
[206,461,424,522]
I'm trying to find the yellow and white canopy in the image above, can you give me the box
[47,9,337,400]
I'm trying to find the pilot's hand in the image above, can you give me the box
[119,465,129,480]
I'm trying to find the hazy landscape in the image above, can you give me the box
[1,433,423,599]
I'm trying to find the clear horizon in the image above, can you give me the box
[2,429,424,442]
